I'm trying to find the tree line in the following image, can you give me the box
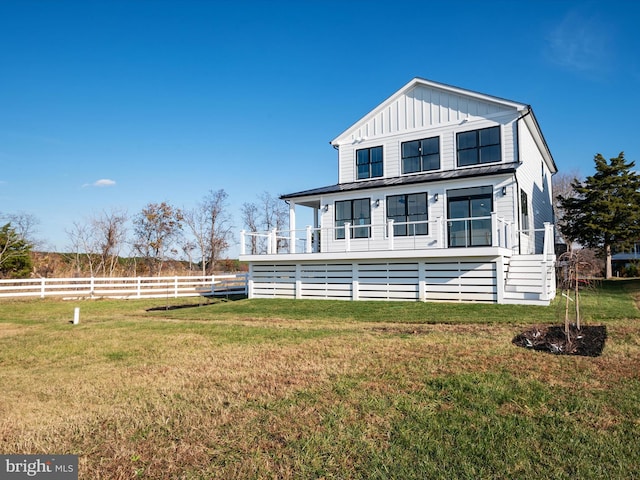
[0,190,287,278]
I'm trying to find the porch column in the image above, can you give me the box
[289,202,296,254]
[314,206,320,253]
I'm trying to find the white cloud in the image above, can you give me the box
[83,179,116,188]
[545,9,611,73]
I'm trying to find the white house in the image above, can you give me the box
[240,78,558,305]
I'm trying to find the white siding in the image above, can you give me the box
[516,120,554,253]
[339,113,519,183]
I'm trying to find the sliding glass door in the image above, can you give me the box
[447,187,493,247]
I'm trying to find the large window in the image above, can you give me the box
[356,146,383,179]
[387,193,429,236]
[401,137,440,174]
[447,186,493,247]
[335,199,371,239]
[457,126,501,167]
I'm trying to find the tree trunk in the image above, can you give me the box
[605,243,612,279]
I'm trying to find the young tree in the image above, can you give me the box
[558,152,640,278]
[0,223,32,278]
[183,189,233,275]
[132,202,183,276]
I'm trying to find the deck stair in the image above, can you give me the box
[503,254,556,305]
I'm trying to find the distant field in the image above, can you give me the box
[1,281,639,479]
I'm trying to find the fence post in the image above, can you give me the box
[90,277,95,298]
[137,277,142,298]
[174,276,179,298]
[41,278,46,299]
[240,230,246,255]
[387,220,395,250]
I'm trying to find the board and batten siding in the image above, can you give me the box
[338,113,519,184]
[249,260,498,302]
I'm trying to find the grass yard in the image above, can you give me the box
[1,280,639,479]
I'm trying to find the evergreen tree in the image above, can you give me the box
[0,223,33,278]
[558,152,640,278]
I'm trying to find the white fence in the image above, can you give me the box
[0,274,249,300]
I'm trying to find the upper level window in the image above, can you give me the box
[335,198,371,239]
[457,126,501,167]
[387,193,428,236]
[356,146,383,179]
[402,137,440,174]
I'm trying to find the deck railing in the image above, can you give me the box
[241,214,518,255]
[0,274,248,300]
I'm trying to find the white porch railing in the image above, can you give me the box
[240,214,517,255]
[0,274,248,300]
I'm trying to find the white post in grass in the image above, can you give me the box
[73,307,80,325]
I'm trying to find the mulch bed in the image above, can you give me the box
[512,324,607,357]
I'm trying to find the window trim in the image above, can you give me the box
[456,126,501,167]
[356,146,384,180]
[386,192,429,237]
[401,136,440,175]
[335,198,371,239]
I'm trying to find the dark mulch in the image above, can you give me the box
[512,324,607,357]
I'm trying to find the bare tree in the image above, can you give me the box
[132,202,183,276]
[240,202,259,254]
[93,209,128,276]
[66,221,98,276]
[65,209,128,277]
[4,212,41,250]
[183,189,233,275]
[258,191,289,253]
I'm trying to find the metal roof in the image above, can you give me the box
[281,162,519,200]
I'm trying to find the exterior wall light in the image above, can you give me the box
[501,186,507,196]
[375,199,380,208]
[434,193,439,202]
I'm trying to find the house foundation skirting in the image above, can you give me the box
[248,259,499,303]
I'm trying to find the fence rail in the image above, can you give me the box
[0,274,249,300]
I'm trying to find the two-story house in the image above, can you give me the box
[240,78,558,305]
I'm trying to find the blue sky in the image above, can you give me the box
[1,0,639,256]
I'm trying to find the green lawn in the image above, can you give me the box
[0,280,639,479]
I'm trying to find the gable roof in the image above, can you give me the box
[330,77,557,173]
